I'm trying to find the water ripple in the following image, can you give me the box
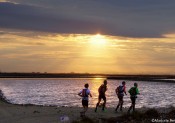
[0,78,174,108]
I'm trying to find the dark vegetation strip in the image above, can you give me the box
[0,73,175,83]
[72,108,175,123]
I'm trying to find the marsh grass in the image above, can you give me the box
[72,108,175,123]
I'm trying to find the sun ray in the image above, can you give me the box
[89,34,107,46]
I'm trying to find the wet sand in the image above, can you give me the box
[0,99,128,123]
[1,98,175,123]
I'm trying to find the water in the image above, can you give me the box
[0,78,175,108]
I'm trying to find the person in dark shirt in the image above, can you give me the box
[115,81,127,112]
[95,80,108,112]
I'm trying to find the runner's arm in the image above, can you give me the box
[88,90,92,97]
[89,92,92,97]
[78,90,82,97]
[136,88,140,95]
[124,86,127,95]
[128,88,131,93]
[115,87,118,95]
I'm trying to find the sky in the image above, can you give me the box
[0,0,175,74]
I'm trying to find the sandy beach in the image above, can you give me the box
[1,98,175,123]
[0,99,126,123]
[1,89,175,123]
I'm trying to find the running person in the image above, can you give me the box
[95,80,107,112]
[128,83,140,113]
[115,81,127,112]
[78,83,92,117]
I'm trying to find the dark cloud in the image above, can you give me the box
[0,1,175,37]
[0,2,105,33]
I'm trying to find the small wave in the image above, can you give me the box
[0,90,12,104]
[0,92,58,107]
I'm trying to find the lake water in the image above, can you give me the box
[0,78,175,108]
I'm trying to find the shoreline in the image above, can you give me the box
[0,96,126,123]
[0,73,175,83]
[1,84,175,123]
[0,77,175,83]
[1,99,175,123]
[1,91,175,123]
[0,91,123,123]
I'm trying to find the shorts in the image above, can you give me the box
[130,97,136,105]
[98,94,106,101]
[118,95,123,102]
[82,100,88,107]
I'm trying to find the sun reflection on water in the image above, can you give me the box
[89,78,106,106]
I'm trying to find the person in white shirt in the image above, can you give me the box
[78,83,92,117]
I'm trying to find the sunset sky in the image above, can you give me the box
[0,0,175,74]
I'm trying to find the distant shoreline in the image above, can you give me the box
[0,73,175,83]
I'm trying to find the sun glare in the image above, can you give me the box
[89,34,107,46]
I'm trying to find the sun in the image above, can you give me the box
[89,34,107,46]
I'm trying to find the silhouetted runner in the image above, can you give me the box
[95,80,108,112]
[128,83,140,113]
[115,81,127,112]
